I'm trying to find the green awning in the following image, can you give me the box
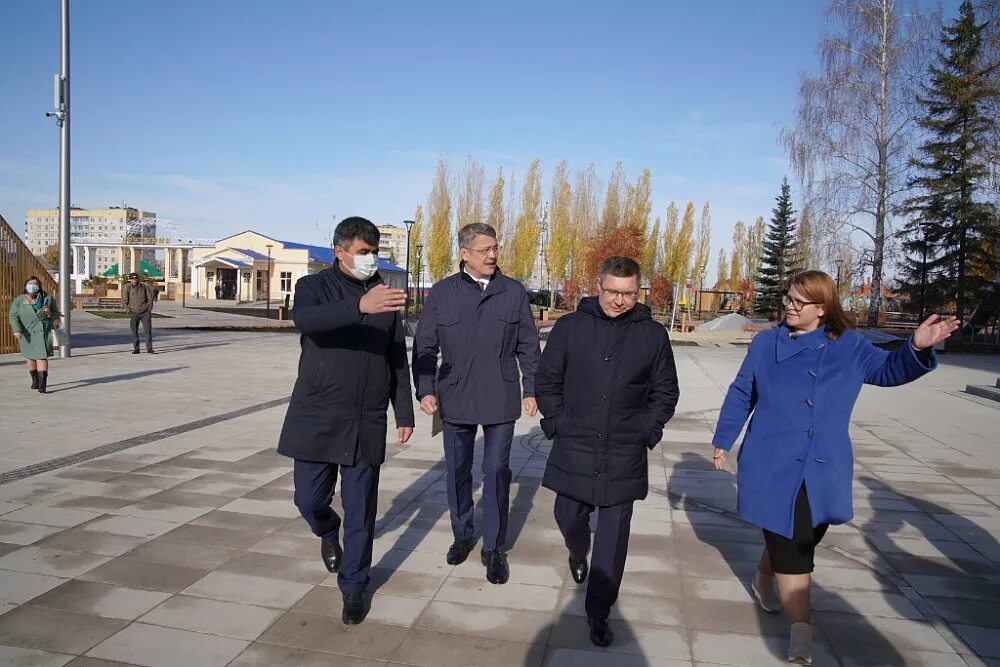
[102,260,163,279]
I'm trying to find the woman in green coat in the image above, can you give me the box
[8,275,61,394]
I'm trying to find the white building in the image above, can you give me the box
[25,206,156,275]
[377,224,409,265]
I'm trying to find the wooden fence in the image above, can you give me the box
[1,214,59,354]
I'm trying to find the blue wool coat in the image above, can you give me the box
[712,323,936,538]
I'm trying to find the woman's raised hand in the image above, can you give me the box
[912,314,960,350]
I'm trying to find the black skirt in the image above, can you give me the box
[763,483,829,574]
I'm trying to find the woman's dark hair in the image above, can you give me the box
[24,275,46,297]
[789,270,853,340]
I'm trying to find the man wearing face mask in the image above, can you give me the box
[412,222,541,585]
[277,217,414,626]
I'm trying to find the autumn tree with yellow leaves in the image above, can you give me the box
[456,156,485,230]
[508,159,543,282]
[692,202,713,288]
[426,157,453,281]
[409,205,425,287]
[546,160,573,295]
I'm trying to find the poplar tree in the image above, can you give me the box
[426,157,453,281]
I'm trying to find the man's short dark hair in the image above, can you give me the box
[458,223,497,249]
[128,272,139,279]
[599,256,641,281]
[333,216,380,249]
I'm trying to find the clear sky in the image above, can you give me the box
[0,0,959,280]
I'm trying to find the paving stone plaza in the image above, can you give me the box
[1,304,999,666]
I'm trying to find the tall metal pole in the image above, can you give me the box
[403,220,414,317]
[920,234,929,322]
[415,244,423,309]
[57,0,72,357]
[265,244,273,319]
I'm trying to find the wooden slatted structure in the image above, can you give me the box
[1,214,59,354]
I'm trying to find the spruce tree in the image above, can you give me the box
[901,0,999,320]
[754,178,798,316]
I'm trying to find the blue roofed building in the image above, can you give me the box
[190,230,405,302]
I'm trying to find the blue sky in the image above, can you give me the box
[0,1,958,278]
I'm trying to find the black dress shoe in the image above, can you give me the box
[132,349,140,354]
[446,537,476,565]
[588,617,613,647]
[569,557,588,584]
[481,548,509,585]
[341,593,368,625]
[321,538,342,573]
[147,349,156,354]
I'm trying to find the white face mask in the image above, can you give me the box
[348,253,378,281]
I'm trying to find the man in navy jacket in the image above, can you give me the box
[278,217,414,626]
[412,222,541,584]
[535,256,679,647]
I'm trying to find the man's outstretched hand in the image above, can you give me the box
[360,285,406,314]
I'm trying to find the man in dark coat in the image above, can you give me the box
[535,256,679,647]
[277,217,415,626]
[412,222,541,584]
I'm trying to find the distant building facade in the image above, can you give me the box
[25,206,156,275]
[191,230,406,302]
[376,224,408,265]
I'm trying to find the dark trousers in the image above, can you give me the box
[293,446,380,595]
[554,493,634,620]
[443,421,515,551]
[129,312,153,350]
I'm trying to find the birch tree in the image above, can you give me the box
[781,0,934,326]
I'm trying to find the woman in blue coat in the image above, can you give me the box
[711,270,957,664]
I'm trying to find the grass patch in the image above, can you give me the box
[86,311,171,319]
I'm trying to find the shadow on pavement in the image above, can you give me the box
[45,366,187,393]
[855,475,1000,661]
[668,451,904,665]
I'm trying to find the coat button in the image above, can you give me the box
[604,357,610,362]
[593,471,601,477]
[805,398,813,407]
[600,394,608,401]
[808,370,817,378]
[597,433,605,440]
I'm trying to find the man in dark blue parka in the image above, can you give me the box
[535,256,679,647]
[277,217,415,626]
[412,222,541,584]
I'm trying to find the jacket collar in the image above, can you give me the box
[458,262,507,296]
[577,297,652,323]
[775,321,828,362]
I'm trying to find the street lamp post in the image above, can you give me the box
[918,222,934,322]
[45,0,72,357]
[415,244,424,309]
[403,219,415,317]
[265,244,273,319]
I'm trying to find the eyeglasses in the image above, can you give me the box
[468,244,500,257]
[782,294,820,311]
[599,284,639,301]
